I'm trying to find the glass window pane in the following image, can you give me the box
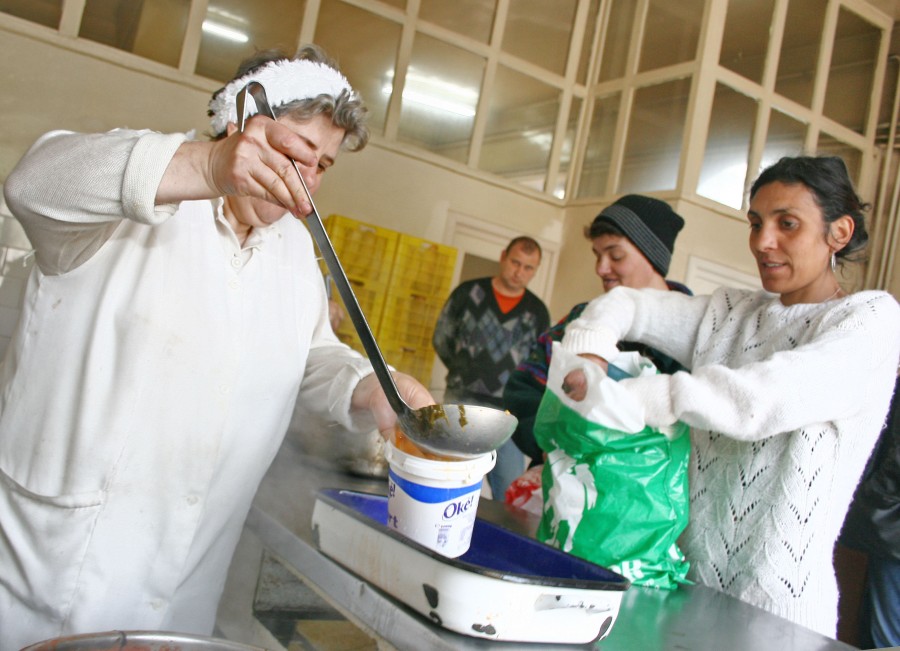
[720,0,775,84]
[195,1,306,82]
[315,1,402,137]
[599,1,636,81]
[816,134,862,188]
[79,0,189,67]
[552,96,583,199]
[419,0,496,44]
[619,78,691,194]
[502,0,577,76]
[760,108,807,170]
[397,34,484,164]
[638,0,703,73]
[698,84,757,210]
[774,0,824,108]
[479,65,562,192]
[0,0,61,28]
[824,8,881,134]
[575,0,601,84]
[577,92,620,198]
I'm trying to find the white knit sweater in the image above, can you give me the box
[562,286,900,636]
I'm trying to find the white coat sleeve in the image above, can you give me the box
[5,129,186,226]
[3,129,186,274]
[295,277,379,434]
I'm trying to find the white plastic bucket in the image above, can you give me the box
[384,442,496,558]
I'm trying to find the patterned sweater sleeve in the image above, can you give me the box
[562,286,708,366]
[432,283,466,369]
[567,288,900,440]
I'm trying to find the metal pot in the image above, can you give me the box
[21,630,265,651]
[290,423,388,478]
[287,401,388,478]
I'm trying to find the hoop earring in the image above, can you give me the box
[830,252,836,273]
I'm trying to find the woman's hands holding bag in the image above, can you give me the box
[561,353,608,401]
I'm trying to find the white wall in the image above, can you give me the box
[546,196,761,318]
[2,20,883,361]
[0,23,566,355]
[0,28,214,179]
[312,143,565,270]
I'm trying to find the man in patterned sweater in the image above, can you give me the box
[433,236,550,497]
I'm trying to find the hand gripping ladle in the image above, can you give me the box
[236,82,518,458]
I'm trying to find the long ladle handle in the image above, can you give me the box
[236,82,411,418]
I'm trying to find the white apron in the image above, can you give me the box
[0,201,353,649]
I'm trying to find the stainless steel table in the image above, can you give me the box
[234,439,856,651]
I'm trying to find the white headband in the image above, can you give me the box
[208,58,353,134]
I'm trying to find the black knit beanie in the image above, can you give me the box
[590,194,685,276]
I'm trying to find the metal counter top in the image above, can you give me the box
[241,439,856,651]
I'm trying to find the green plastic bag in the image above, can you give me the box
[535,344,691,590]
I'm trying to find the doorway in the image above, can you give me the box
[427,211,558,398]
[458,252,500,285]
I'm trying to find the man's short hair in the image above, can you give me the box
[505,236,542,260]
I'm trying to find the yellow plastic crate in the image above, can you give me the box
[388,234,457,297]
[314,215,456,381]
[323,214,399,285]
[330,277,388,355]
[380,338,437,386]
[377,290,445,349]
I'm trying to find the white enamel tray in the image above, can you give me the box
[311,489,629,644]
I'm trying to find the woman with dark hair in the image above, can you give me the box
[559,156,900,637]
[0,45,432,647]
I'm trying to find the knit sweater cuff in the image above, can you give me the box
[622,373,677,428]
[122,131,188,225]
[560,323,621,361]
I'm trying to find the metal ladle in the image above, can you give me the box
[236,82,518,458]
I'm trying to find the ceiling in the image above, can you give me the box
[868,0,900,20]
[867,0,900,56]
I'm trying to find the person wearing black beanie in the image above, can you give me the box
[588,194,685,278]
[502,195,691,477]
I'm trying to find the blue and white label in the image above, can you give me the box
[387,469,483,558]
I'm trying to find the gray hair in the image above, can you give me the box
[208,44,369,152]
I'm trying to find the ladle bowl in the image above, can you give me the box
[399,403,518,459]
[237,82,517,458]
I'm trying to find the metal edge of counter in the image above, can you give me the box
[243,505,480,651]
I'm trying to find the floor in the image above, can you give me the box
[252,553,378,651]
[214,528,382,651]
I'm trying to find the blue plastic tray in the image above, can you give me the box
[316,488,629,591]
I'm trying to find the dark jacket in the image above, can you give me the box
[840,374,900,560]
